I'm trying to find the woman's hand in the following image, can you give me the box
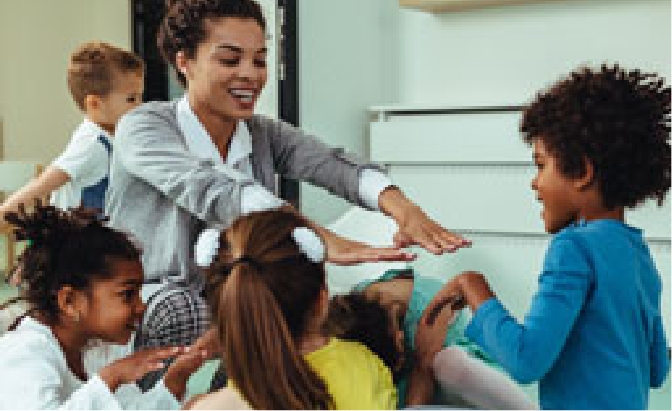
[318,228,416,265]
[379,187,471,255]
[98,346,184,392]
[423,271,495,326]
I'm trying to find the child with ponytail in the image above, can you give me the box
[186,209,398,409]
[0,204,208,409]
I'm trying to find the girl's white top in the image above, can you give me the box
[0,316,180,410]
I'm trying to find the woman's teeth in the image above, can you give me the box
[229,89,255,103]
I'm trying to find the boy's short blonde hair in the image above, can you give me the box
[67,41,144,111]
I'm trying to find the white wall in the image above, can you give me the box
[0,0,132,164]
[298,0,400,224]
[397,0,671,106]
[299,0,670,224]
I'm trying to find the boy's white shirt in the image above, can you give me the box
[176,95,392,214]
[0,317,180,410]
[50,119,111,210]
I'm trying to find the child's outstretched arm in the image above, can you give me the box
[405,297,458,407]
[0,166,70,227]
[425,237,591,385]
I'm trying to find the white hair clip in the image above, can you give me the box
[195,228,222,268]
[292,227,325,263]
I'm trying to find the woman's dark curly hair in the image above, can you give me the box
[158,0,266,87]
[3,203,141,324]
[521,64,671,209]
[325,292,407,380]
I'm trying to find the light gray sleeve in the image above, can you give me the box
[264,118,387,210]
[114,109,256,225]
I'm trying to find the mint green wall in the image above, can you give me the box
[298,0,400,224]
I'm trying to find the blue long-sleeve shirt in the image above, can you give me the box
[466,219,669,410]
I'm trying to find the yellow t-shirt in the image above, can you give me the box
[207,338,397,410]
[305,337,397,410]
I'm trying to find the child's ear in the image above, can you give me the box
[175,51,190,78]
[574,157,595,191]
[84,94,102,112]
[56,286,86,323]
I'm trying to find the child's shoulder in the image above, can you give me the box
[326,338,390,372]
[185,389,251,410]
[0,318,60,362]
[553,219,640,248]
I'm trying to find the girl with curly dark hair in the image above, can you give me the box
[325,270,535,409]
[424,65,670,409]
[0,204,209,409]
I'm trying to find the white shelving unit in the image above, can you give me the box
[369,104,671,329]
[399,0,566,13]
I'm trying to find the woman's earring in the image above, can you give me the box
[73,311,80,323]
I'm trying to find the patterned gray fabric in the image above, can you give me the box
[134,282,210,391]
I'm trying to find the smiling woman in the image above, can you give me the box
[105,0,470,389]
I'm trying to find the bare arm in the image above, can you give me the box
[404,298,458,406]
[0,166,70,226]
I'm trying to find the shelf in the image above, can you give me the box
[399,0,562,13]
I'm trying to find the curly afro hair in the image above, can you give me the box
[521,64,670,209]
[158,0,266,87]
[4,203,140,324]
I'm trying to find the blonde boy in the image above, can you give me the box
[0,42,144,220]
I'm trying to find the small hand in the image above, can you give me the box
[424,271,494,326]
[415,300,457,369]
[164,345,211,400]
[99,346,184,392]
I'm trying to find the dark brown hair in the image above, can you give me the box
[205,209,332,409]
[325,292,407,379]
[2,203,141,324]
[67,41,144,111]
[521,64,670,209]
[158,0,266,87]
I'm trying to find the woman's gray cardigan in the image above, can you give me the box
[106,100,385,285]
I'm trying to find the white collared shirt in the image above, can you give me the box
[51,119,112,210]
[176,96,392,213]
[0,317,180,409]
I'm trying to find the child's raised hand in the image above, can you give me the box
[98,346,184,392]
[424,271,495,326]
[164,345,211,400]
[415,301,457,369]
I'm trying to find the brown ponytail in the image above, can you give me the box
[206,210,332,409]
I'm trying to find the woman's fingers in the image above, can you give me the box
[396,223,471,255]
[328,244,416,265]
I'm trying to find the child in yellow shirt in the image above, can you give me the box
[186,210,398,409]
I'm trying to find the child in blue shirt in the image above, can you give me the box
[425,64,670,409]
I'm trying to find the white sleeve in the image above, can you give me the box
[0,355,121,410]
[115,379,181,410]
[240,184,285,214]
[52,136,109,187]
[358,169,394,211]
